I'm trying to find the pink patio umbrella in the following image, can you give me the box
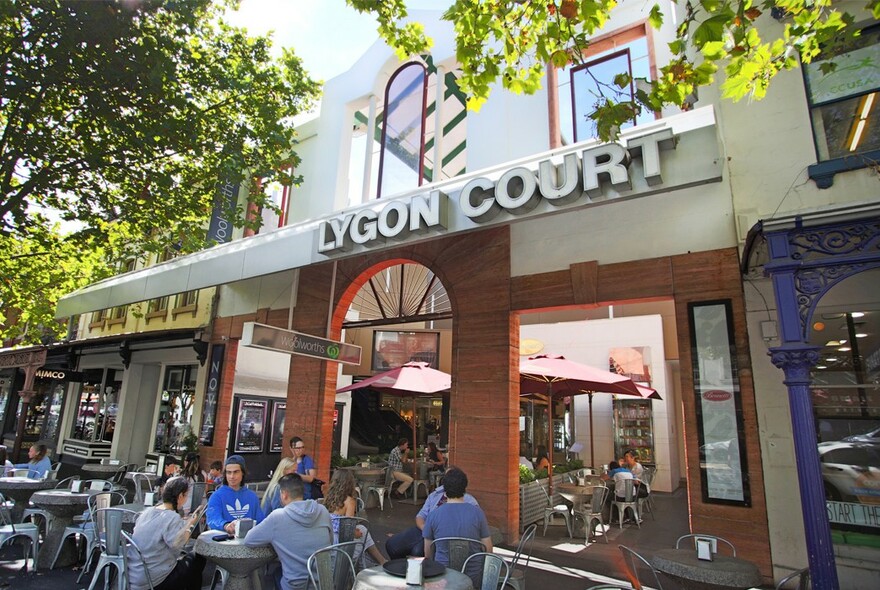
[519,354,647,475]
[337,362,451,466]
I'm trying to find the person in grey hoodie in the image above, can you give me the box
[245,473,333,590]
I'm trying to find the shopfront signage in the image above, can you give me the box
[318,129,673,254]
[827,501,880,528]
[35,369,84,382]
[241,322,362,365]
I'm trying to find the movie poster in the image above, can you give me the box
[234,398,267,453]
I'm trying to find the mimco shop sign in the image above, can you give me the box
[318,117,722,255]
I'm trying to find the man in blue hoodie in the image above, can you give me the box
[206,455,264,534]
[245,473,333,590]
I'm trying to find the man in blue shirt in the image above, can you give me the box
[206,455,264,534]
[423,467,492,587]
[385,470,480,559]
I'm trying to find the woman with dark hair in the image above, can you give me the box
[535,446,550,473]
[324,469,387,566]
[129,477,206,590]
[14,442,51,478]
[426,442,446,474]
[176,452,206,515]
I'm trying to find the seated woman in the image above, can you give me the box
[13,442,51,478]
[324,469,387,567]
[426,442,446,474]
[534,446,551,473]
[261,457,297,515]
[129,477,206,590]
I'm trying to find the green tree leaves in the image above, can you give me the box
[0,0,319,344]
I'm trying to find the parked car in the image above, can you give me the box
[818,441,880,503]
[842,427,880,445]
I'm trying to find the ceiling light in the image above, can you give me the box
[815,365,827,370]
[851,312,865,318]
[849,93,875,152]
[826,357,838,362]
[825,340,841,347]
[856,333,868,338]
[839,339,847,344]
[838,346,852,352]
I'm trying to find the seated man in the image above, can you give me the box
[388,438,413,500]
[206,455,265,534]
[423,467,492,588]
[245,473,333,590]
[624,450,650,498]
[385,469,480,559]
[603,460,635,502]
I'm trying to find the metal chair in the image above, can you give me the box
[572,485,609,544]
[68,491,126,582]
[334,516,371,569]
[429,536,487,572]
[46,462,61,481]
[462,552,510,590]
[363,467,397,511]
[585,585,631,589]
[86,507,141,590]
[775,567,811,589]
[307,543,357,590]
[611,479,640,529]
[675,533,736,556]
[0,491,39,572]
[503,523,536,590]
[540,483,572,537]
[131,473,153,504]
[121,531,155,590]
[618,545,665,590]
[85,479,114,492]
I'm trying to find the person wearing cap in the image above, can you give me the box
[206,455,265,534]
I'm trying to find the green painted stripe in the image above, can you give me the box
[443,109,467,136]
[442,141,466,168]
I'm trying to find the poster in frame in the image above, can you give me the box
[270,401,287,452]
[234,398,267,453]
[688,299,751,506]
[372,330,440,371]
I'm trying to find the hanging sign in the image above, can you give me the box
[241,322,362,365]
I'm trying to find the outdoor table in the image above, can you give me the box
[651,548,763,590]
[353,563,474,589]
[30,489,92,569]
[353,468,385,509]
[123,471,157,501]
[80,463,123,477]
[195,529,276,590]
[0,476,55,523]
[557,482,611,525]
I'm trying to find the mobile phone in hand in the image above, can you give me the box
[212,534,233,542]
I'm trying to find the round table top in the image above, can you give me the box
[195,529,277,560]
[124,471,157,481]
[81,463,123,474]
[652,548,762,588]
[30,489,92,505]
[0,477,55,490]
[557,482,605,494]
[354,564,473,590]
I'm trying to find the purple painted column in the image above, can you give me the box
[770,344,839,590]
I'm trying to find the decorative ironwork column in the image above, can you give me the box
[770,343,838,590]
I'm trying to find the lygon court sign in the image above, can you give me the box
[318,128,673,253]
[241,322,362,365]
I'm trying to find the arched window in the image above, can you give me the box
[377,62,428,198]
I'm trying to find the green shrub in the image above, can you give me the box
[519,464,536,484]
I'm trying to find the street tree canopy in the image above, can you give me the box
[348,0,879,139]
[0,0,318,344]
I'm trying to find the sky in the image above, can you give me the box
[225,0,444,82]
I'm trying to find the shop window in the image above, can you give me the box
[552,23,655,146]
[154,365,198,453]
[348,62,467,205]
[804,25,880,186]
[107,305,127,325]
[89,309,107,328]
[70,368,122,443]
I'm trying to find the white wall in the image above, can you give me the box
[233,345,292,399]
[521,314,679,491]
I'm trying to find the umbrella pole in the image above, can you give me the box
[547,384,554,493]
[413,397,418,482]
[589,392,595,469]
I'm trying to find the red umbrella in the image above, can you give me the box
[519,354,645,474]
[337,362,451,470]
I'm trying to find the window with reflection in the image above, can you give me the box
[803,25,879,161]
[70,368,122,443]
[378,62,428,198]
[154,365,198,453]
[810,269,880,544]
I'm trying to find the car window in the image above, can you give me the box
[823,446,880,467]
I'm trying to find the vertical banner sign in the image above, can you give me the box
[234,398,267,453]
[689,300,751,506]
[207,181,240,244]
[199,344,225,446]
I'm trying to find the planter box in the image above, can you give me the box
[519,475,568,532]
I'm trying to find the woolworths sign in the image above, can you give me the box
[241,322,362,365]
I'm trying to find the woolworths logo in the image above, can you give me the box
[327,345,340,359]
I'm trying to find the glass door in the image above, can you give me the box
[613,399,655,464]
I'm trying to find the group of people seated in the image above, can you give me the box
[602,449,651,502]
[387,437,447,500]
[126,435,489,590]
